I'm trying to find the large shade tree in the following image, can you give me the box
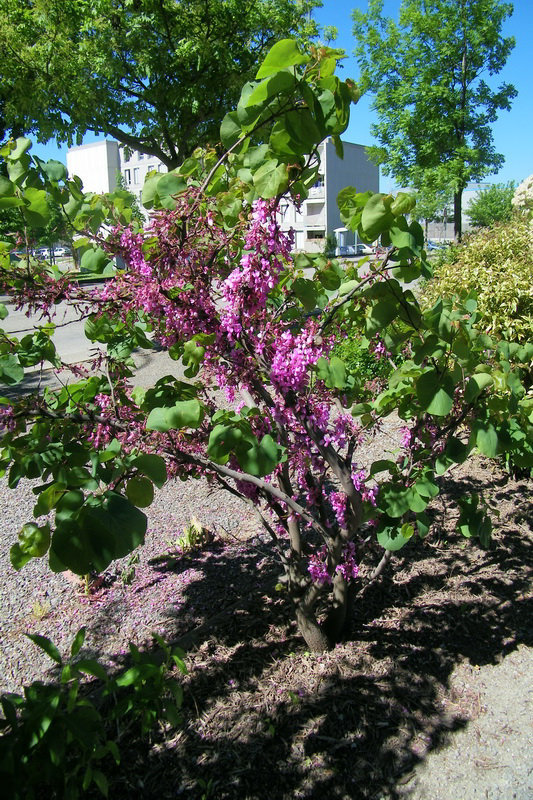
[0,0,324,167]
[352,0,517,239]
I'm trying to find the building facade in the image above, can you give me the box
[66,140,168,202]
[67,138,378,252]
[278,139,379,253]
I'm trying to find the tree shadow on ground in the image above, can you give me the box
[79,464,531,800]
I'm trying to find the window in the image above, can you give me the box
[307,230,325,240]
[147,165,155,173]
[124,169,131,185]
[133,168,140,184]
[137,151,144,160]
[157,163,165,172]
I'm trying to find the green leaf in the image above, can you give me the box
[133,454,167,488]
[256,39,309,79]
[252,160,288,199]
[22,187,50,227]
[0,354,24,386]
[315,355,348,389]
[366,299,398,337]
[471,421,499,457]
[42,160,67,182]
[415,512,431,539]
[126,476,154,508]
[207,424,247,463]
[390,193,416,216]
[146,399,204,432]
[75,659,109,681]
[50,494,147,575]
[220,111,242,149]
[70,627,87,658]
[10,543,32,570]
[245,71,296,108]
[360,193,395,241]
[80,247,111,274]
[92,769,109,797]
[18,521,51,557]
[317,267,341,290]
[414,473,439,499]
[292,278,317,311]
[465,373,493,403]
[377,519,414,551]
[369,459,396,476]
[379,483,428,517]
[416,370,455,416]
[235,433,280,477]
[157,172,187,207]
[9,137,32,159]
[26,633,62,664]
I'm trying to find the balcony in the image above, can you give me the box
[308,184,325,199]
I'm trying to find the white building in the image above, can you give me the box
[66,140,167,203]
[67,138,378,252]
[279,139,379,253]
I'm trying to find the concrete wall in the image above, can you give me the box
[324,140,379,236]
[66,140,121,194]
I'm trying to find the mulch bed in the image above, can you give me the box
[82,457,532,800]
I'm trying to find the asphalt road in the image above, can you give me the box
[0,291,98,365]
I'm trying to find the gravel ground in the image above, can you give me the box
[0,353,531,799]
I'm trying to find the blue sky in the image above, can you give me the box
[32,0,532,191]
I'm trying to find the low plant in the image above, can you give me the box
[420,215,533,346]
[333,332,395,397]
[174,517,213,554]
[0,629,186,799]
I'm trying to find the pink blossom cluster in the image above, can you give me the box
[308,545,332,585]
[370,335,391,360]
[220,199,293,341]
[335,541,360,581]
[270,322,327,393]
[0,404,16,433]
[329,491,347,529]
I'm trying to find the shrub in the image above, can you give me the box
[0,630,186,799]
[420,215,533,346]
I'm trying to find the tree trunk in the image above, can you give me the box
[454,188,463,241]
[296,603,331,653]
[295,574,352,653]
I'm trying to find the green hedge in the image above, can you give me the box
[421,215,533,345]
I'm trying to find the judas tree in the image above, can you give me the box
[0,41,530,652]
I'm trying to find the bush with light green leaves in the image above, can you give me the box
[420,215,533,347]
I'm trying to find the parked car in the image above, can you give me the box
[35,247,51,259]
[53,246,71,257]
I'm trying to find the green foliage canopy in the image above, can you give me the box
[352,0,517,240]
[466,181,516,227]
[0,0,323,168]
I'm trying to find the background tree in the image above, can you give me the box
[0,0,324,168]
[466,180,516,227]
[352,0,516,240]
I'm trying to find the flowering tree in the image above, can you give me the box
[0,41,531,652]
